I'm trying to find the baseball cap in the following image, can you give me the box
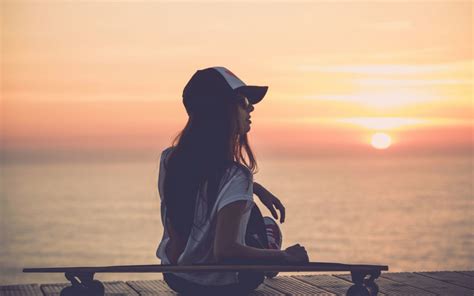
[183,66,268,115]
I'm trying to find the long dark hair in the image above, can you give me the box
[163,96,257,240]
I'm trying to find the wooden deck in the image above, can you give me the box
[1,270,473,295]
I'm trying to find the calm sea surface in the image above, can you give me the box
[1,154,473,284]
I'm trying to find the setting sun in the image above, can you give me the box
[371,132,392,150]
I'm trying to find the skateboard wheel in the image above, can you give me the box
[87,280,105,296]
[60,286,81,296]
[59,281,104,296]
[346,285,370,296]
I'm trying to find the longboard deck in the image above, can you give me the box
[24,262,388,273]
[24,262,388,295]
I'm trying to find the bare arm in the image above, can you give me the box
[253,182,264,196]
[213,200,287,263]
[253,182,286,223]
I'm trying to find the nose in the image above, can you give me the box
[248,104,255,113]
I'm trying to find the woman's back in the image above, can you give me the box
[156,147,255,286]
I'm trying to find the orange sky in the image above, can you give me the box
[1,1,472,159]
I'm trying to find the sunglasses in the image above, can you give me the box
[237,95,251,109]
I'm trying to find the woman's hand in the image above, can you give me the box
[283,244,309,264]
[253,182,285,223]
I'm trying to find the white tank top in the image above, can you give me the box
[156,147,254,286]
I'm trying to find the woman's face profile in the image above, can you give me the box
[236,95,254,135]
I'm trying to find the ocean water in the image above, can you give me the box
[1,154,473,285]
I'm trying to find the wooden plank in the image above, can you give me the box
[292,274,387,296]
[40,283,68,296]
[264,276,335,295]
[127,279,284,295]
[336,273,434,295]
[382,272,472,296]
[126,280,176,295]
[249,283,286,296]
[41,281,138,296]
[101,282,138,295]
[4,271,474,296]
[0,284,43,296]
[418,271,474,289]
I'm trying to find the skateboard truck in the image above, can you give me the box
[346,269,381,296]
[60,272,105,296]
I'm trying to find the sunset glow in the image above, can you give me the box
[2,2,472,158]
[307,90,439,109]
[371,133,392,150]
[336,117,425,130]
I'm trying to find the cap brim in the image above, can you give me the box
[235,85,268,104]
